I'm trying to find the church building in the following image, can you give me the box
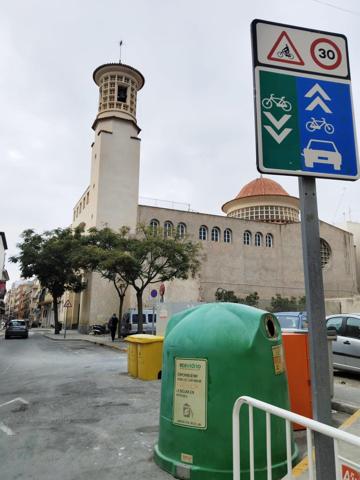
[68,60,359,332]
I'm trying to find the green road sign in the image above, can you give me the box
[258,69,300,172]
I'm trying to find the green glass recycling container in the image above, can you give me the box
[154,302,298,479]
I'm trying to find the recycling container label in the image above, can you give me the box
[173,358,208,429]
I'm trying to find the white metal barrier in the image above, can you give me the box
[232,396,360,480]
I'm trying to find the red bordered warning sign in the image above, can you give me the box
[64,300,72,308]
[267,31,305,66]
[342,464,360,480]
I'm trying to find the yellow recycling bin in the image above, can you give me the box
[125,334,164,380]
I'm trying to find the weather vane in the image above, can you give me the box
[119,40,123,64]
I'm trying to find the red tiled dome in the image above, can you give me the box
[236,177,289,199]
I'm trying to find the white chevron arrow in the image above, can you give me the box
[305,97,332,113]
[263,112,291,130]
[264,126,292,144]
[305,83,331,100]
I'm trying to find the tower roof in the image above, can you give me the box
[93,62,145,90]
[235,177,289,199]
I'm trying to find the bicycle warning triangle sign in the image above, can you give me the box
[267,31,305,66]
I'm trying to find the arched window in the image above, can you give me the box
[224,228,232,243]
[199,225,208,241]
[255,232,263,247]
[177,222,186,239]
[150,219,159,235]
[320,238,331,268]
[164,221,174,238]
[211,227,220,242]
[265,233,273,248]
[243,230,252,245]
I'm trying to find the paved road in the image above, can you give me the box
[0,332,170,480]
[0,332,358,480]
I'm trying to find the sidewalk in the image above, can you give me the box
[290,408,360,479]
[38,328,127,352]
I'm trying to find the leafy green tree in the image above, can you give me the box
[77,227,135,337]
[215,288,239,303]
[215,288,260,307]
[10,227,87,334]
[81,225,202,334]
[270,294,299,312]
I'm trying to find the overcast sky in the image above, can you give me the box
[2,0,360,282]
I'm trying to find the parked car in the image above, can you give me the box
[274,312,308,331]
[326,314,360,373]
[5,319,29,339]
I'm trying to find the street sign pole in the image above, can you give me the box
[252,20,359,476]
[299,176,335,478]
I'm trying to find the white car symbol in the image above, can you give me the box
[303,139,342,171]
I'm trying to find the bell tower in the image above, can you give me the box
[74,61,145,331]
[90,62,145,231]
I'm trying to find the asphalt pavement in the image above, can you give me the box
[0,330,359,480]
[0,331,170,480]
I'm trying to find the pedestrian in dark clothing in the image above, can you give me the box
[108,314,119,342]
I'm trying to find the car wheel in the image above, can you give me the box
[5,335,9,339]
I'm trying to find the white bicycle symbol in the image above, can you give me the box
[262,94,292,112]
[305,117,334,134]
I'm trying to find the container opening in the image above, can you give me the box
[265,316,277,338]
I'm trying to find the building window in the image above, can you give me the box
[199,225,208,241]
[177,223,186,239]
[117,86,127,103]
[265,233,273,247]
[150,219,159,235]
[255,232,263,247]
[224,228,232,243]
[320,239,331,268]
[164,221,174,238]
[211,227,220,242]
[243,230,252,245]
[86,192,89,204]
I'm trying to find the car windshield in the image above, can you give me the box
[276,315,299,329]
[308,140,336,152]
[10,320,25,326]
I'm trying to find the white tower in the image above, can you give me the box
[91,62,145,230]
[72,62,145,331]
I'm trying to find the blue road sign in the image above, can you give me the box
[255,68,359,180]
[297,77,358,177]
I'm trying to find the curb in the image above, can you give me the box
[331,400,359,415]
[42,333,127,352]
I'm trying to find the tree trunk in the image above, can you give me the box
[118,295,125,338]
[136,291,143,334]
[53,296,60,334]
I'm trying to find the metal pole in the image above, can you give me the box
[298,176,336,478]
[152,304,155,335]
[63,306,67,339]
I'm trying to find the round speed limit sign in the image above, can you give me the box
[310,37,342,70]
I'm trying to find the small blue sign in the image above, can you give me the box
[297,77,358,177]
[150,289,158,298]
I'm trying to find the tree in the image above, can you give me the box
[83,225,202,333]
[215,288,260,307]
[10,227,87,334]
[77,227,136,337]
[269,294,304,312]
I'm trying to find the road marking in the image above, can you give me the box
[0,397,29,409]
[263,112,291,130]
[264,126,292,144]
[0,422,15,436]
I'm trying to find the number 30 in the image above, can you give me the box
[318,48,336,60]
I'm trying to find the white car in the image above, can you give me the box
[326,314,360,373]
[303,139,342,170]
